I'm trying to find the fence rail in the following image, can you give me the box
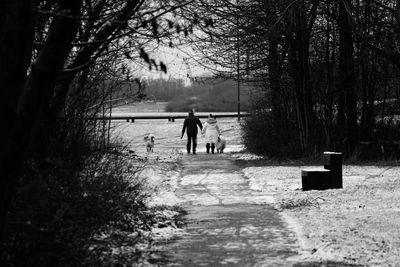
[91,112,249,122]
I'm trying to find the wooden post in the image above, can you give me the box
[323,152,342,189]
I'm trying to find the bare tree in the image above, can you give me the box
[283,0,320,152]
[0,0,194,240]
[0,0,82,240]
[337,0,358,154]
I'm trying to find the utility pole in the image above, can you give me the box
[236,0,241,121]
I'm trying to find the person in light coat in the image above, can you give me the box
[201,114,221,154]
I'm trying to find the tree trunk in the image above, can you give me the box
[324,0,334,148]
[285,1,315,153]
[49,0,143,119]
[337,0,358,156]
[0,0,82,240]
[359,0,371,142]
[268,32,284,139]
[0,0,35,241]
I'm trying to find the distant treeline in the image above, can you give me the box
[114,77,252,112]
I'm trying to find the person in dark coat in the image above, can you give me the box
[181,109,203,154]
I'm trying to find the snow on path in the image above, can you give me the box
[148,153,301,267]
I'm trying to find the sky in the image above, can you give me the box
[134,45,212,86]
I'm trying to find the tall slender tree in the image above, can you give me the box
[337,0,358,154]
[284,0,319,152]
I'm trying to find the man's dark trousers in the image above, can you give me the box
[186,135,197,154]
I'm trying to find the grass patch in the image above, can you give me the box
[0,149,181,266]
[278,196,325,210]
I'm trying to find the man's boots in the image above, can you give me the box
[186,144,190,154]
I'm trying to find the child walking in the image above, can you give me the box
[201,114,221,154]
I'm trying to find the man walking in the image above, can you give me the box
[181,109,203,154]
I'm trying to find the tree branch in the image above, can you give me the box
[369,0,397,17]
[367,43,400,70]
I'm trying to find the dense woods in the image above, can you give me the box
[179,0,400,158]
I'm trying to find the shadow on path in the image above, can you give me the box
[151,153,361,267]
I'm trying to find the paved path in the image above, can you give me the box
[157,152,301,266]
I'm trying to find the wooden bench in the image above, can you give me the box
[323,151,342,189]
[301,152,342,191]
[301,169,331,191]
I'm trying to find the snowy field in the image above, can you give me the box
[111,117,244,158]
[111,102,243,157]
[111,103,400,266]
[243,165,400,266]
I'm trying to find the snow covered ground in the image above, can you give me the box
[243,165,400,266]
[111,117,243,158]
[112,108,400,266]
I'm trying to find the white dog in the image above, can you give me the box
[216,135,226,153]
[144,134,155,152]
